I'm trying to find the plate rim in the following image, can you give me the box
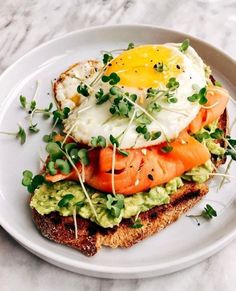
[0,23,236,277]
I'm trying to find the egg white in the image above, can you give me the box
[56,44,207,149]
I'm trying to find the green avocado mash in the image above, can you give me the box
[30,177,183,228]
[30,121,225,228]
[194,119,225,156]
[182,160,214,183]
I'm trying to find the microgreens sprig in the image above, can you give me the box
[0,124,26,145]
[19,94,54,133]
[52,107,70,128]
[46,142,90,168]
[136,125,161,141]
[95,88,110,105]
[161,144,173,153]
[45,140,97,218]
[91,135,106,148]
[187,87,208,105]
[110,134,119,147]
[194,128,223,143]
[77,83,90,97]
[225,136,236,160]
[130,211,143,228]
[43,131,58,143]
[179,39,190,53]
[127,42,135,50]
[187,204,217,225]
[165,77,180,103]
[109,89,137,118]
[103,53,113,65]
[102,72,120,85]
[22,170,45,193]
[130,218,143,229]
[58,194,74,207]
[106,194,124,218]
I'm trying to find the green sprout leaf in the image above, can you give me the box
[16,125,26,145]
[77,83,90,97]
[64,142,77,154]
[106,194,124,218]
[147,102,162,113]
[46,142,63,161]
[103,53,113,65]
[43,131,57,143]
[226,136,236,160]
[0,125,27,145]
[179,39,190,53]
[91,135,106,148]
[95,88,110,105]
[202,204,217,219]
[110,135,119,147]
[187,203,217,225]
[166,77,180,90]
[30,100,36,111]
[136,114,152,126]
[194,131,210,142]
[52,107,70,125]
[136,125,148,135]
[22,170,33,186]
[74,200,85,209]
[58,194,74,208]
[210,128,223,139]
[118,149,129,156]
[130,218,143,229]
[47,161,57,175]
[43,102,53,119]
[127,42,135,50]
[69,148,79,162]
[187,94,199,102]
[55,159,71,174]
[78,148,90,166]
[29,123,40,133]
[147,88,159,99]
[161,144,173,153]
[187,87,207,105]
[23,173,44,193]
[19,95,27,108]
[150,131,162,141]
[109,86,123,97]
[102,72,120,85]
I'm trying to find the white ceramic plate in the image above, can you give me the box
[0,25,236,279]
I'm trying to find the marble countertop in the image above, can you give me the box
[0,0,236,290]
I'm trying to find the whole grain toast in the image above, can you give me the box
[31,109,228,256]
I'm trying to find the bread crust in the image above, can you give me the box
[31,109,228,256]
[32,182,208,256]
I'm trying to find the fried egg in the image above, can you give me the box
[55,43,206,149]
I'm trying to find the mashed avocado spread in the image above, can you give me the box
[30,122,225,228]
[30,177,183,228]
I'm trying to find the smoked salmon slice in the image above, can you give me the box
[45,132,210,195]
[188,86,229,133]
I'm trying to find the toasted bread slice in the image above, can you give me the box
[31,109,228,256]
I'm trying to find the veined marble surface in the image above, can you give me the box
[0,0,236,290]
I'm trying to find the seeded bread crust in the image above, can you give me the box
[31,109,228,256]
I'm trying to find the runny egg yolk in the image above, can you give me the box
[105,45,184,89]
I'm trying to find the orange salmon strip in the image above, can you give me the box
[45,132,210,195]
[188,86,229,133]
